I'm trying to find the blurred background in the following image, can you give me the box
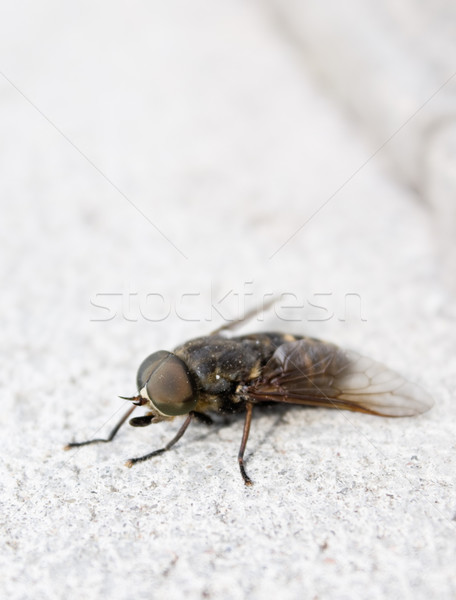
[268,0,456,294]
[1,1,455,599]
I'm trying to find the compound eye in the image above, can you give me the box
[136,351,197,416]
[136,351,170,391]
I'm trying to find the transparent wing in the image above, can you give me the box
[244,339,433,417]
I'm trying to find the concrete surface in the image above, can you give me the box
[267,0,456,186]
[1,2,455,599]
[266,0,456,299]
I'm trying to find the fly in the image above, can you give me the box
[65,305,433,485]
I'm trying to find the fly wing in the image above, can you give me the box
[245,339,433,417]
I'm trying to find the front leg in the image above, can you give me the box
[64,405,137,450]
[125,412,194,468]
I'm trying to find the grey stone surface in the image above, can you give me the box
[266,0,456,295]
[266,0,456,187]
[1,2,455,599]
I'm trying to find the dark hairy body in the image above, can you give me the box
[66,311,432,485]
[174,332,300,414]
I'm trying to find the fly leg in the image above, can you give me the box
[210,296,277,335]
[238,402,254,486]
[125,412,194,467]
[64,405,137,449]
